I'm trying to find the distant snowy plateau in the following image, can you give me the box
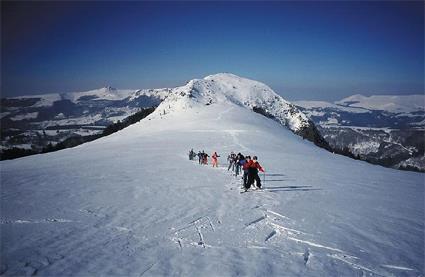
[1,74,424,276]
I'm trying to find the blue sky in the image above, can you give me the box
[1,1,424,101]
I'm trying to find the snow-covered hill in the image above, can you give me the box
[1,80,423,276]
[153,73,326,148]
[1,74,327,155]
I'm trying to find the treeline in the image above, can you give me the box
[332,146,361,160]
[0,107,156,160]
[102,107,155,136]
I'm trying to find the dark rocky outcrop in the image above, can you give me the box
[252,106,331,151]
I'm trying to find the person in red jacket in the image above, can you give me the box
[241,156,251,188]
[211,152,220,167]
[245,155,265,191]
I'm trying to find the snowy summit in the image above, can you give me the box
[0,73,423,276]
[157,73,311,132]
[152,73,328,149]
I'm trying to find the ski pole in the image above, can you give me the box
[263,172,266,188]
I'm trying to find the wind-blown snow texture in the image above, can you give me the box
[1,74,424,276]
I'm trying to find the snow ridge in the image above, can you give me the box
[153,73,312,134]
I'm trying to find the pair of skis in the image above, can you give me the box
[240,172,266,194]
[240,187,263,193]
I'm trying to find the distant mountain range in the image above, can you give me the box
[294,94,424,172]
[1,87,168,152]
[1,80,423,172]
[1,74,326,158]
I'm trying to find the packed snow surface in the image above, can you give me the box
[1,78,424,276]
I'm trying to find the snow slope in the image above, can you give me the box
[155,73,327,148]
[1,78,424,276]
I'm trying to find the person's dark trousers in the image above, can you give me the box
[254,173,262,188]
[243,171,248,187]
[235,164,241,176]
[246,168,256,189]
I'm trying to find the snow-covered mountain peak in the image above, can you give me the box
[202,73,281,103]
[152,73,328,149]
[158,73,300,120]
[102,86,117,93]
[203,72,241,80]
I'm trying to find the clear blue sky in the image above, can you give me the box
[1,1,424,101]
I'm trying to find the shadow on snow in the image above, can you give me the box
[262,185,322,192]
[264,179,294,182]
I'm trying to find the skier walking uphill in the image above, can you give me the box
[189,149,195,160]
[197,151,203,164]
[245,156,265,191]
[235,153,244,176]
[211,152,220,167]
[203,152,209,165]
[241,156,251,187]
[227,152,236,171]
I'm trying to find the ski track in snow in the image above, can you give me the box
[381,265,415,271]
[215,105,234,121]
[185,163,421,277]
[225,129,251,153]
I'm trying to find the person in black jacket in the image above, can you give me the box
[197,151,202,164]
[235,153,244,176]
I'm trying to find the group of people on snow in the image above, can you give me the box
[188,149,265,191]
[227,152,265,191]
[189,149,221,167]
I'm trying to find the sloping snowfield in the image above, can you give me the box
[1,100,424,276]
